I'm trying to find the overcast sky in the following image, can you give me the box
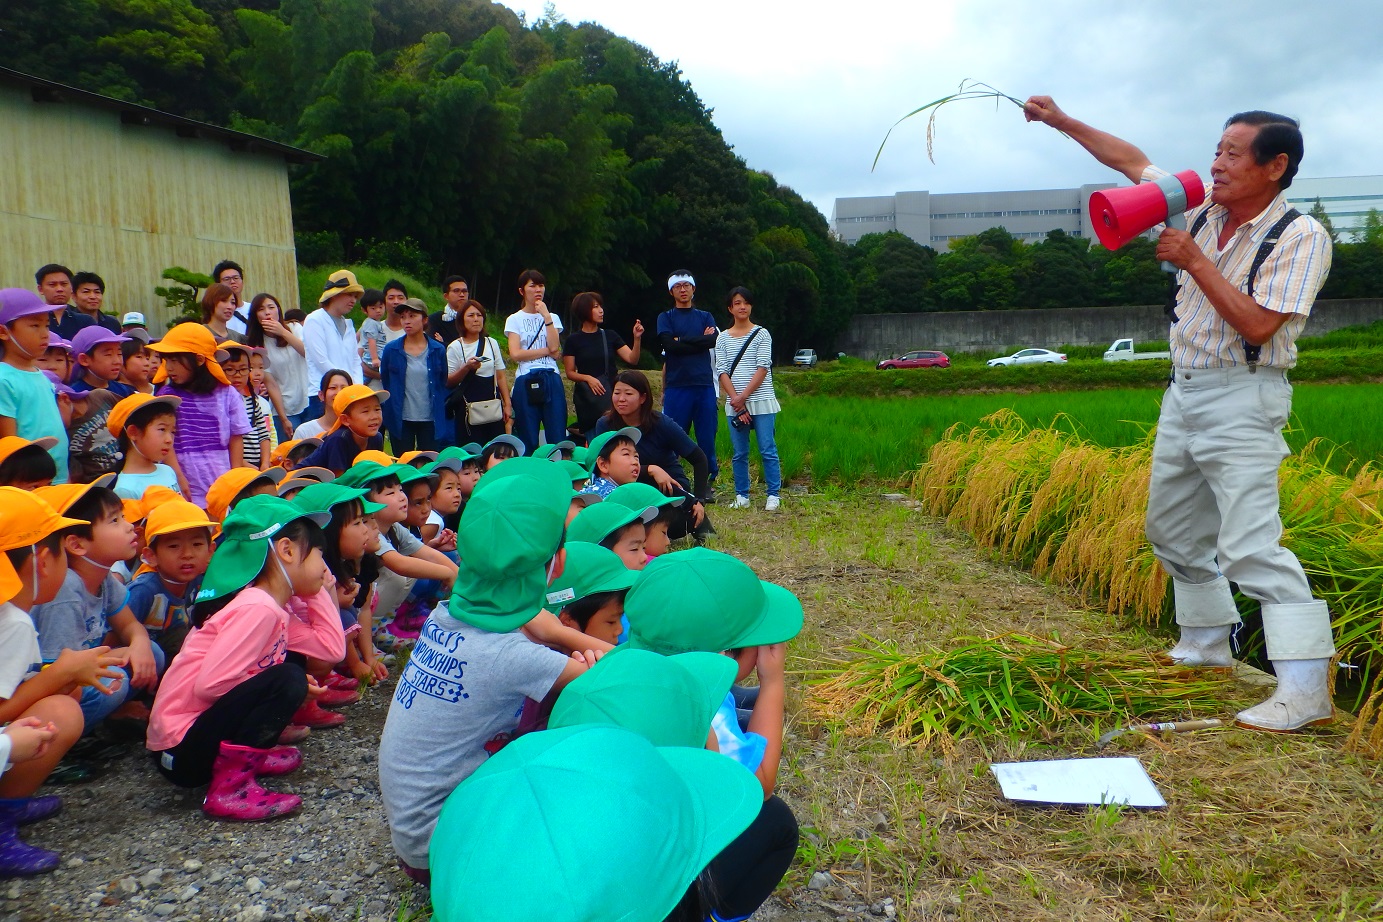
[507,0,1383,220]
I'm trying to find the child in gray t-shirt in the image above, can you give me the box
[376,458,608,882]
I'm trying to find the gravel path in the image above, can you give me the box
[4,683,418,922]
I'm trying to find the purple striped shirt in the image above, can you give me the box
[159,383,251,454]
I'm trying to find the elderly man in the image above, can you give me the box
[1025,97,1334,732]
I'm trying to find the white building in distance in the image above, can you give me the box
[833,175,1383,251]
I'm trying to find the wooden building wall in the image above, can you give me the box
[0,82,301,330]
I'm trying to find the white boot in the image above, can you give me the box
[1235,658,1334,732]
[1162,625,1235,668]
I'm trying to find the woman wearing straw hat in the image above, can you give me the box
[302,270,365,421]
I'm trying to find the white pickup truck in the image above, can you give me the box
[1103,338,1171,362]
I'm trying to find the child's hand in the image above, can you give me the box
[756,643,786,685]
[55,646,126,692]
[305,675,325,699]
[370,658,389,682]
[430,529,457,552]
[349,659,374,685]
[3,717,58,763]
[127,640,159,690]
[570,648,605,668]
[336,577,360,610]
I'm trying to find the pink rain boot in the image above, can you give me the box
[0,801,60,876]
[316,687,360,709]
[324,673,359,692]
[277,724,311,745]
[291,700,346,729]
[255,745,303,777]
[202,742,302,822]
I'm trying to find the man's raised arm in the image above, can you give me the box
[1024,96,1152,184]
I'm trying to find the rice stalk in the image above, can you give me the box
[809,634,1232,755]
[872,78,1029,169]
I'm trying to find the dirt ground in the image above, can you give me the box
[714,494,1383,922]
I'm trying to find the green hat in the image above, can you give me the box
[428,445,477,476]
[607,481,685,511]
[290,482,385,518]
[391,462,437,489]
[429,725,761,922]
[549,647,736,748]
[584,427,642,473]
[568,501,656,546]
[435,444,477,466]
[558,460,590,485]
[460,442,483,456]
[333,460,395,490]
[483,434,526,457]
[544,542,639,610]
[569,445,589,467]
[626,548,803,655]
[195,495,330,605]
[450,457,570,631]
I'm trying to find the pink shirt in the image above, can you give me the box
[147,586,346,751]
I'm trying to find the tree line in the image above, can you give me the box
[6,0,1380,354]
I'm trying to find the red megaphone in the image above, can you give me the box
[1089,170,1206,250]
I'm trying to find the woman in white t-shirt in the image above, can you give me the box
[246,293,311,436]
[714,286,782,511]
[446,300,512,446]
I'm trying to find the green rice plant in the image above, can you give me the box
[809,633,1232,756]
[872,78,1029,168]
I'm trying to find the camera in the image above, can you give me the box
[730,413,751,431]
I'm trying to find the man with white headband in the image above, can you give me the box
[657,270,720,493]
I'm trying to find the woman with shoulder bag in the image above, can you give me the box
[715,287,782,511]
[446,300,511,446]
[562,291,643,440]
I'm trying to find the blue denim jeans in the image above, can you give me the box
[79,642,167,733]
[727,412,781,498]
[663,386,720,479]
[511,369,568,453]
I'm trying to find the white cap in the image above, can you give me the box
[122,312,146,327]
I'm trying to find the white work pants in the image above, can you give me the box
[1145,365,1334,660]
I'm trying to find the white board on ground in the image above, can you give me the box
[991,757,1166,809]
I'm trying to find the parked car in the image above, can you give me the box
[987,348,1068,367]
[1103,338,1171,362]
[793,348,818,367]
[876,350,951,370]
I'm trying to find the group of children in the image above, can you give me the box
[0,284,802,922]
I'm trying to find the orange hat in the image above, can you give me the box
[352,449,396,467]
[269,438,321,467]
[106,393,182,438]
[122,484,184,526]
[148,324,231,387]
[0,435,59,466]
[0,488,89,605]
[144,499,216,543]
[206,467,289,523]
[328,385,387,434]
[398,450,438,466]
[35,473,118,516]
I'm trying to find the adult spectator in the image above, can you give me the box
[383,279,409,313]
[36,264,82,336]
[380,298,448,453]
[504,269,566,451]
[429,276,469,345]
[59,272,121,337]
[1025,96,1335,732]
[446,299,510,446]
[245,292,311,433]
[303,270,365,418]
[562,291,643,438]
[715,286,782,512]
[212,260,250,336]
[200,283,244,343]
[657,270,720,494]
[592,370,710,542]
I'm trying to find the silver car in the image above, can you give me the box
[987,348,1068,367]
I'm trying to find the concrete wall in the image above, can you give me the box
[0,82,301,329]
[840,299,1383,360]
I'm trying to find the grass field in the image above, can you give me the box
[737,383,1383,487]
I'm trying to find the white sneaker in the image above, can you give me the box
[731,495,750,509]
[765,496,781,512]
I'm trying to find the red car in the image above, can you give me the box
[876,350,950,370]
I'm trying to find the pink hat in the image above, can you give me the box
[0,288,53,326]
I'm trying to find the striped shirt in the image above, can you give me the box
[1144,166,1332,370]
[714,326,781,416]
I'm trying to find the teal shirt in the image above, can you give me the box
[0,363,69,482]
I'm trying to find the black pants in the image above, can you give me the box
[153,663,307,787]
[666,795,799,921]
[394,420,438,454]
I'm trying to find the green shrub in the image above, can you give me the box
[294,230,343,268]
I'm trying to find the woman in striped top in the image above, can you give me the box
[715,287,782,511]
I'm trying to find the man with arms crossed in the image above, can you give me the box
[1025,96,1334,732]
